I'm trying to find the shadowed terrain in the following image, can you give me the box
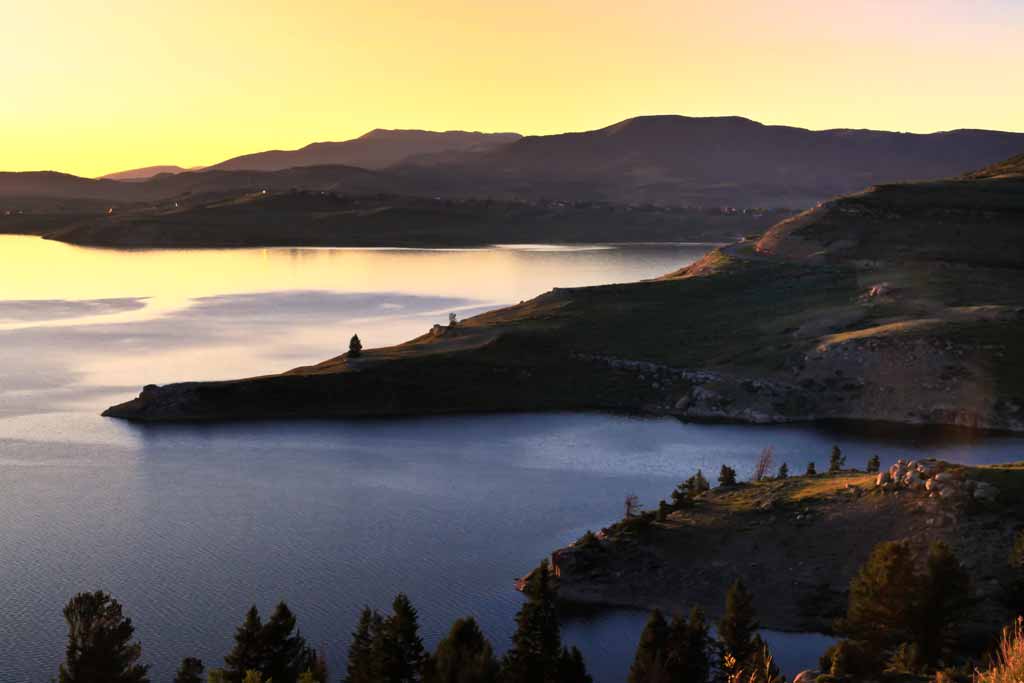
[104,154,1024,430]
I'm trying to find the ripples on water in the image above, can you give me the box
[0,236,1021,682]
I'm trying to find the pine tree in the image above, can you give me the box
[718,580,758,677]
[381,594,428,683]
[57,591,150,683]
[262,602,312,683]
[916,541,971,665]
[500,560,564,683]
[840,540,919,653]
[745,635,782,683]
[173,657,204,683]
[628,610,669,683]
[346,608,381,683]
[777,463,788,480]
[805,462,817,476]
[429,617,498,683]
[828,445,845,473]
[664,607,710,683]
[349,334,363,358]
[718,465,737,487]
[225,607,265,683]
[866,454,881,473]
[558,647,591,683]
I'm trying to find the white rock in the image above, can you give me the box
[793,671,819,683]
[876,472,891,487]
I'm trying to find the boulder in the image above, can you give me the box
[934,472,956,483]
[875,471,891,487]
[793,671,819,683]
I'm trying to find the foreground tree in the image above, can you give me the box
[628,610,668,683]
[841,540,918,653]
[58,591,150,683]
[345,607,384,683]
[262,602,314,683]
[841,540,970,668]
[916,542,971,664]
[173,657,204,683]
[380,594,428,683]
[668,607,711,683]
[225,607,265,682]
[429,617,499,683]
[500,560,589,683]
[718,580,758,677]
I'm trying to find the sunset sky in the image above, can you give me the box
[2,0,1022,178]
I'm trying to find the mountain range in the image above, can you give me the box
[4,116,1023,212]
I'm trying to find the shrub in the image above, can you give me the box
[777,463,788,479]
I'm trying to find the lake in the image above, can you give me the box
[1,235,1021,682]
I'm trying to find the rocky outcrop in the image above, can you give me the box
[875,458,1001,502]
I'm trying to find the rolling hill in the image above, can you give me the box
[105,153,1024,431]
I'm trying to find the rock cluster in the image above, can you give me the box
[874,458,999,502]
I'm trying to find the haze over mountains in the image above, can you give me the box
[4,115,1023,211]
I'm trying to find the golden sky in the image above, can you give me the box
[2,0,1022,178]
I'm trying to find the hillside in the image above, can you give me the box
[40,192,790,248]
[104,155,1024,430]
[5,116,1023,216]
[207,129,521,172]
[547,461,1022,637]
[441,115,1024,206]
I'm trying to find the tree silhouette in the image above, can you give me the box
[58,591,150,683]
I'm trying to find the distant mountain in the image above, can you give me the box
[99,165,195,181]
[207,129,522,172]
[4,116,1022,210]
[441,115,1024,206]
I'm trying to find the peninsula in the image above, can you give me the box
[104,154,1024,430]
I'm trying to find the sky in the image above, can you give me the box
[2,0,1022,178]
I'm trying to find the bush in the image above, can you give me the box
[777,463,788,479]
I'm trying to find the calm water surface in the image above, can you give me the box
[1,235,1021,682]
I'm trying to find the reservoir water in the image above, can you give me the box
[1,235,1021,682]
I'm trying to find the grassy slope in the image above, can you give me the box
[104,171,1024,427]
[553,464,1024,633]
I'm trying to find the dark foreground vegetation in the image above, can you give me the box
[51,506,1024,683]
[50,563,1024,683]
